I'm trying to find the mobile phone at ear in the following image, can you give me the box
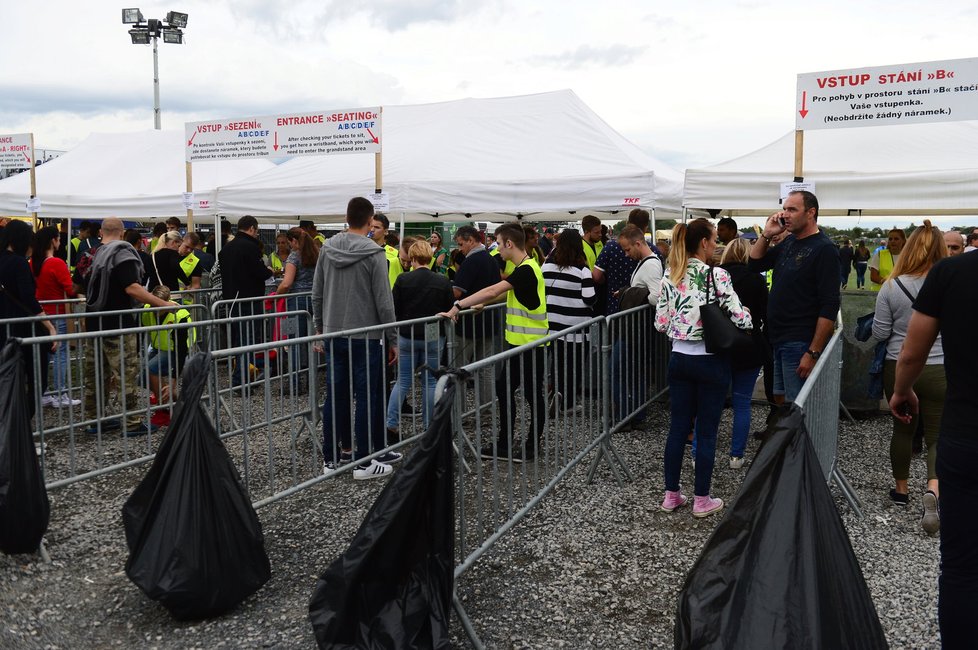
[778,216,786,227]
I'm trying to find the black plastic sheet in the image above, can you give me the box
[675,404,888,650]
[0,339,50,555]
[309,376,456,649]
[123,352,270,620]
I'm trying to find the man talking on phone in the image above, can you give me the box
[748,190,840,403]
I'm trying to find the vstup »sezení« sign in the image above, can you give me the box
[185,108,382,163]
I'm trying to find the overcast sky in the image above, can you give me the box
[2,1,977,227]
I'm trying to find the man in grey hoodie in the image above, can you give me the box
[312,197,401,480]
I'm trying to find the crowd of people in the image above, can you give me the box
[0,194,974,642]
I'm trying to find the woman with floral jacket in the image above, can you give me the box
[655,218,752,518]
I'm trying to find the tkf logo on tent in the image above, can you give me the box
[622,197,641,206]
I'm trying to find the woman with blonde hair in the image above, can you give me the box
[872,220,947,533]
[655,219,752,518]
[149,230,188,293]
[718,237,769,468]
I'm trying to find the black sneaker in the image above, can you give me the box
[374,451,403,465]
[889,489,909,506]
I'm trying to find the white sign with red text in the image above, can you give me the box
[185,108,381,163]
[0,133,33,170]
[796,57,978,130]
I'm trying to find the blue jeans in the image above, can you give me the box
[322,338,386,464]
[51,318,70,393]
[664,352,731,496]
[730,366,762,458]
[285,294,311,372]
[855,261,868,288]
[937,435,978,648]
[229,301,262,385]
[386,335,443,430]
[773,340,809,402]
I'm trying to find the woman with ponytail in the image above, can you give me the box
[149,230,188,293]
[654,219,752,518]
[871,220,947,533]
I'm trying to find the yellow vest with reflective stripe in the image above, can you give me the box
[505,258,548,346]
[385,245,403,288]
[270,253,286,273]
[583,240,603,270]
[179,252,199,285]
[141,306,196,352]
[871,249,895,291]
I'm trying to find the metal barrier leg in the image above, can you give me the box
[832,467,864,518]
[453,591,485,650]
[586,319,633,485]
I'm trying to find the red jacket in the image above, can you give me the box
[34,256,76,315]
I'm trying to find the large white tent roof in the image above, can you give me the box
[0,130,274,220]
[215,90,683,221]
[683,122,978,216]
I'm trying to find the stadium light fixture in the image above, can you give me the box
[122,8,144,24]
[122,9,189,129]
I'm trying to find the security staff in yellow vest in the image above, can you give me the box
[300,219,326,245]
[368,213,404,288]
[141,286,196,403]
[440,222,548,462]
[869,228,906,291]
[269,232,290,278]
[581,214,604,270]
[177,235,206,292]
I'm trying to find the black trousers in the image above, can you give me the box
[494,345,546,447]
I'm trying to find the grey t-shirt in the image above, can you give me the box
[872,273,944,363]
[287,251,315,293]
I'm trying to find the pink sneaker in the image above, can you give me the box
[660,489,688,513]
[693,495,724,518]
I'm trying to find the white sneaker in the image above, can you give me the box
[729,456,745,469]
[57,393,81,408]
[353,460,394,481]
[41,394,58,408]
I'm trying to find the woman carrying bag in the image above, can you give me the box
[871,220,946,534]
[655,219,752,518]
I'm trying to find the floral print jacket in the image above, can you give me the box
[654,258,752,341]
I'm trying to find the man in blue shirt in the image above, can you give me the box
[748,191,840,403]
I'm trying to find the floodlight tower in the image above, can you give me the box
[122,9,189,129]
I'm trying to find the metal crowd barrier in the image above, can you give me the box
[794,315,863,517]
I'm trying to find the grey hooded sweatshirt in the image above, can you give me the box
[311,232,395,339]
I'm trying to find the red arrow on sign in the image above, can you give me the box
[366,128,379,145]
[187,131,197,146]
[23,152,31,164]
[273,131,279,151]
[799,91,809,119]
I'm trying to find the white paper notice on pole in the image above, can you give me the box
[796,57,978,130]
[182,192,194,209]
[0,133,33,170]
[367,192,391,212]
[26,197,41,213]
[780,182,816,201]
[185,108,381,162]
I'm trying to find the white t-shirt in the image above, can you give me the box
[630,255,663,305]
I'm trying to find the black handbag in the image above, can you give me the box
[700,269,753,354]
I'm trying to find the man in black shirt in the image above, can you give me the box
[219,215,272,386]
[441,223,548,461]
[890,252,978,647]
[82,217,172,437]
[748,191,840,403]
[449,225,502,401]
[838,239,855,288]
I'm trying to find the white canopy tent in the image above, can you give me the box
[0,130,274,220]
[215,90,683,223]
[683,121,978,216]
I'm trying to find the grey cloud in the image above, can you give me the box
[529,44,647,70]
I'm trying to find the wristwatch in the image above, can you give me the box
[806,349,821,360]
[453,300,463,311]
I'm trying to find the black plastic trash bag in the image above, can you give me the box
[0,339,50,555]
[309,375,456,649]
[675,404,887,650]
[123,351,270,620]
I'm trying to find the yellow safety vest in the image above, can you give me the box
[385,245,403,288]
[141,306,196,352]
[505,258,549,346]
[179,252,199,285]
[270,253,286,273]
[314,234,325,245]
[872,249,895,291]
[583,240,603,270]
[765,269,773,290]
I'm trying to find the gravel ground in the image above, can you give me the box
[2,399,939,649]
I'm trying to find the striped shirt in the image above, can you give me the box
[541,262,596,342]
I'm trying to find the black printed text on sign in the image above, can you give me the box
[185,108,382,162]
[795,57,978,130]
[0,133,33,170]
